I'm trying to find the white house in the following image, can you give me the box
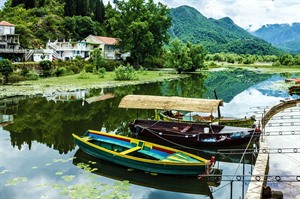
[32,49,54,62]
[44,35,129,61]
[0,21,20,50]
[45,39,90,61]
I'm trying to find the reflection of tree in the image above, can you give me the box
[279,72,292,79]
[160,74,206,98]
[3,84,162,154]
[3,70,270,154]
[5,97,122,154]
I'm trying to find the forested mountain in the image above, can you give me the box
[169,5,282,55]
[0,1,284,56]
[252,23,300,53]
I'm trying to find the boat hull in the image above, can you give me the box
[129,119,261,148]
[73,131,210,176]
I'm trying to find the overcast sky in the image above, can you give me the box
[0,0,299,31]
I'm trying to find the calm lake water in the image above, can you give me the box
[0,68,299,199]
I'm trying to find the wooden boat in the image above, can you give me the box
[157,110,256,128]
[285,78,300,84]
[73,148,222,196]
[72,130,215,176]
[128,119,261,147]
[288,85,300,95]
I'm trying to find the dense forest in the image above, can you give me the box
[0,0,107,48]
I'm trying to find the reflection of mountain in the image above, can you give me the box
[202,69,271,102]
[73,149,222,196]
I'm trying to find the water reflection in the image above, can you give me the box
[0,68,299,198]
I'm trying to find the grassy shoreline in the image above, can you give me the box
[213,62,300,73]
[0,64,299,99]
[0,71,183,98]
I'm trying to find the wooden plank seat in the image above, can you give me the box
[120,146,141,155]
[181,125,191,133]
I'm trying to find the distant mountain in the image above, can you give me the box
[169,5,282,55]
[252,23,300,53]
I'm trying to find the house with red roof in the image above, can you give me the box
[84,35,121,60]
[45,35,128,61]
[0,21,22,53]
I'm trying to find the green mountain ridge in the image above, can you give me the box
[169,5,282,55]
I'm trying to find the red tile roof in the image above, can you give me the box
[94,36,118,45]
[0,21,15,26]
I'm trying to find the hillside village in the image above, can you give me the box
[0,20,129,62]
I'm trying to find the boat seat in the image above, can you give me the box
[120,146,141,155]
[181,125,191,133]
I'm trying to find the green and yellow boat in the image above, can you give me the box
[73,130,215,176]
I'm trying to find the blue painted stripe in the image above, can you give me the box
[89,134,131,148]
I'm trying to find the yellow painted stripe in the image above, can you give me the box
[120,146,141,155]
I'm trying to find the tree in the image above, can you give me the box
[0,59,13,84]
[165,39,207,73]
[106,0,172,66]
[90,48,106,70]
[94,0,105,23]
[165,39,192,74]
[64,0,77,16]
[63,16,104,41]
[76,0,88,16]
[186,42,207,72]
[24,0,35,9]
[39,60,52,77]
[11,0,23,7]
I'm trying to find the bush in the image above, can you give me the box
[20,67,29,76]
[8,73,26,83]
[137,66,148,75]
[104,60,122,71]
[77,70,90,79]
[97,67,106,78]
[39,60,52,77]
[84,63,94,73]
[272,61,281,67]
[54,67,67,77]
[114,64,137,80]
[27,71,39,80]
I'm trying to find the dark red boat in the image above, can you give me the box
[129,119,261,148]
